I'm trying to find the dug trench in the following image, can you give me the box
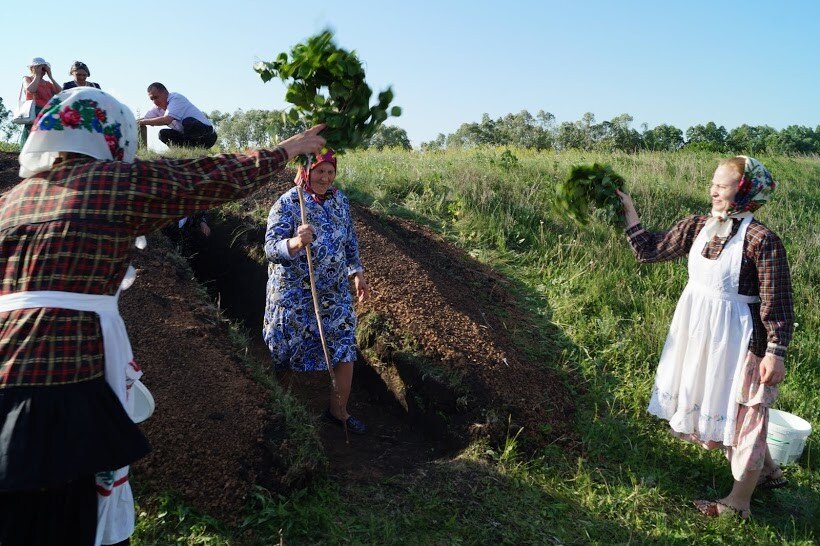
[182,174,578,477]
[181,214,457,484]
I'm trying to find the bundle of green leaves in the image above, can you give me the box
[254,30,401,156]
[555,163,626,225]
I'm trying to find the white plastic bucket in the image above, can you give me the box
[767,408,812,466]
[131,379,156,424]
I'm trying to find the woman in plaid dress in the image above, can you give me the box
[618,156,794,519]
[0,87,325,545]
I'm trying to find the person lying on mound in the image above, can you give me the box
[0,87,325,546]
[263,151,370,435]
[617,156,794,520]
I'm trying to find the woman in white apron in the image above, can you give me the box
[618,156,793,519]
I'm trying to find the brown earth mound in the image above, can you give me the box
[122,236,272,522]
[0,152,19,189]
[0,152,576,520]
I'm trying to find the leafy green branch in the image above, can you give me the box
[254,30,401,155]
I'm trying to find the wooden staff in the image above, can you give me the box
[296,159,349,443]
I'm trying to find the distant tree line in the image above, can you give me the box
[2,100,816,156]
[421,111,820,156]
[208,109,411,151]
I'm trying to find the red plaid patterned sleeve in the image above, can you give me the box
[625,215,705,263]
[752,229,794,356]
[123,148,289,233]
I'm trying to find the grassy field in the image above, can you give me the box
[133,148,818,545]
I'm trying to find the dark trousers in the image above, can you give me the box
[0,477,97,545]
[159,117,217,148]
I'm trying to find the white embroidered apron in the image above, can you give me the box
[647,216,759,446]
[0,260,146,546]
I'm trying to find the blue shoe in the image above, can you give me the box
[323,408,367,435]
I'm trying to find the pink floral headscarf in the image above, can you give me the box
[294,150,338,203]
[19,87,137,178]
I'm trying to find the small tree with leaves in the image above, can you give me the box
[366,124,411,150]
[0,98,20,142]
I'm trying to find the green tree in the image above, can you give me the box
[766,125,819,155]
[447,113,503,147]
[555,121,588,150]
[421,133,447,151]
[208,109,306,150]
[641,124,684,151]
[495,110,554,150]
[685,122,728,152]
[366,124,412,150]
[725,124,777,155]
[443,110,553,149]
[554,112,599,151]
[596,114,642,152]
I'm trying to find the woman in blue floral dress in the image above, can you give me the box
[263,151,370,434]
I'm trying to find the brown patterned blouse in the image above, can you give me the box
[626,216,793,358]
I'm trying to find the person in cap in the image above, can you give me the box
[0,87,325,545]
[618,157,794,519]
[263,151,370,435]
[137,82,217,148]
[63,61,102,91]
[19,57,62,145]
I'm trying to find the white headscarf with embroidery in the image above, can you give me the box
[701,156,776,240]
[19,88,137,178]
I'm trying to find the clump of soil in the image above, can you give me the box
[0,152,20,190]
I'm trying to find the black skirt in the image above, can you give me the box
[0,476,97,546]
[0,377,150,491]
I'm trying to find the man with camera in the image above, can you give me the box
[137,82,217,148]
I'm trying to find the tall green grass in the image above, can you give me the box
[334,147,818,544]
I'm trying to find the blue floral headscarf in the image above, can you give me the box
[19,88,137,178]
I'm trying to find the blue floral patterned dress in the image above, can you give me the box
[262,187,363,371]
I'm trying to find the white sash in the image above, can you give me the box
[0,290,138,408]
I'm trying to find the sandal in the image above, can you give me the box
[757,469,788,490]
[693,499,751,520]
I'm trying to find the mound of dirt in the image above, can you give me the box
[122,235,272,521]
[0,152,20,189]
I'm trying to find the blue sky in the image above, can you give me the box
[3,0,818,149]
